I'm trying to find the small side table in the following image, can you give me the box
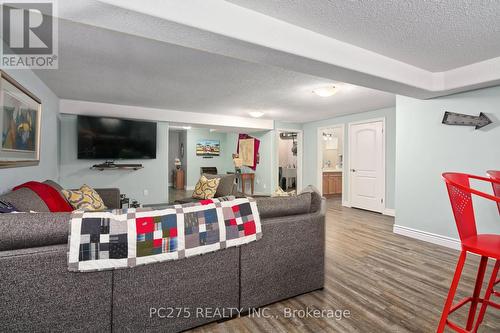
[174,169,185,190]
[238,173,255,195]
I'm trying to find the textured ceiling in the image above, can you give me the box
[35,20,394,123]
[226,0,500,72]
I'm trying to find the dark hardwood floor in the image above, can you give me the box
[189,197,500,332]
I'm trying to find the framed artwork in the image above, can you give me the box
[237,134,260,170]
[196,139,220,156]
[239,138,255,166]
[0,70,41,168]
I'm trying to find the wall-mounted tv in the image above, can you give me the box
[196,139,220,156]
[77,115,157,159]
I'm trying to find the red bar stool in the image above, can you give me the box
[438,172,500,333]
[487,170,500,214]
[484,170,500,319]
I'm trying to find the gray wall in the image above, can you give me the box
[395,89,500,238]
[58,114,169,205]
[0,69,60,194]
[302,107,396,209]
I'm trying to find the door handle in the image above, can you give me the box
[351,169,356,172]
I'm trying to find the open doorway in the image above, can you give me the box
[317,125,345,201]
[276,129,303,194]
[168,128,188,202]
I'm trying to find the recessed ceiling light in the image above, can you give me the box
[313,86,338,97]
[249,111,265,118]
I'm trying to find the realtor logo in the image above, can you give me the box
[1,1,58,68]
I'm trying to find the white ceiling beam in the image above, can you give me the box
[59,99,275,130]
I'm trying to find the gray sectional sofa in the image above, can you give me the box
[0,184,325,332]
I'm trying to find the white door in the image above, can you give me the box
[349,121,384,213]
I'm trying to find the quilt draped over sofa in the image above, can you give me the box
[68,197,262,272]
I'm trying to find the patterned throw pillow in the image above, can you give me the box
[62,184,107,211]
[192,175,220,200]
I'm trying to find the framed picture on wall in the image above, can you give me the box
[196,139,220,156]
[0,70,42,168]
[239,138,255,166]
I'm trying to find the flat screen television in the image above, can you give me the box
[77,115,157,159]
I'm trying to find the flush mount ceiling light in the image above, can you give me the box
[182,126,191,130]
[249,111,265,118]
[313,86,338,97]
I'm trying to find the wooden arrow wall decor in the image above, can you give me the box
[442,111,492,130]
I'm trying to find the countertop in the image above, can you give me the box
[322,168,343,173]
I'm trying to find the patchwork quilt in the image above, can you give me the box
[67,197,262,272]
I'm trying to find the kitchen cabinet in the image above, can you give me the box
[322,172,342,195]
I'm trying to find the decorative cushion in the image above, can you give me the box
[255,192,312,218]
[43,180,64,192]
[203,173,236,197]
[12,181,73,212]
[299,185,323,213]
[62,184,107,211]
[192,175,220,200]
[0,188,49,212]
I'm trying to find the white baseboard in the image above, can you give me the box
[341,201,394,217]
[383,208,396,217]
[185,186,195,191]
[393,224,461,250]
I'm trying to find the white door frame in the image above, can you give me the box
[275,128,303,191]
[316,124,345,200]
[347,117,386,213]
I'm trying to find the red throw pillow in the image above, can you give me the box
[13,181,74,212]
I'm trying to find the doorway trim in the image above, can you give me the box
[316,124,346,201]
[347,117,386,213]
[275,128,303,192]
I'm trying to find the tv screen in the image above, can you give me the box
[77,116,157,159]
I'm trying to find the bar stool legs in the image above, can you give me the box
[473,260,500,332]
[437,251,467,333]
[437,255,500,333]
[466,256,488,330]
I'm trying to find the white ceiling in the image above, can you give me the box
[49,0,500,99]
[35,20,394,123]
[227,0,500,72]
